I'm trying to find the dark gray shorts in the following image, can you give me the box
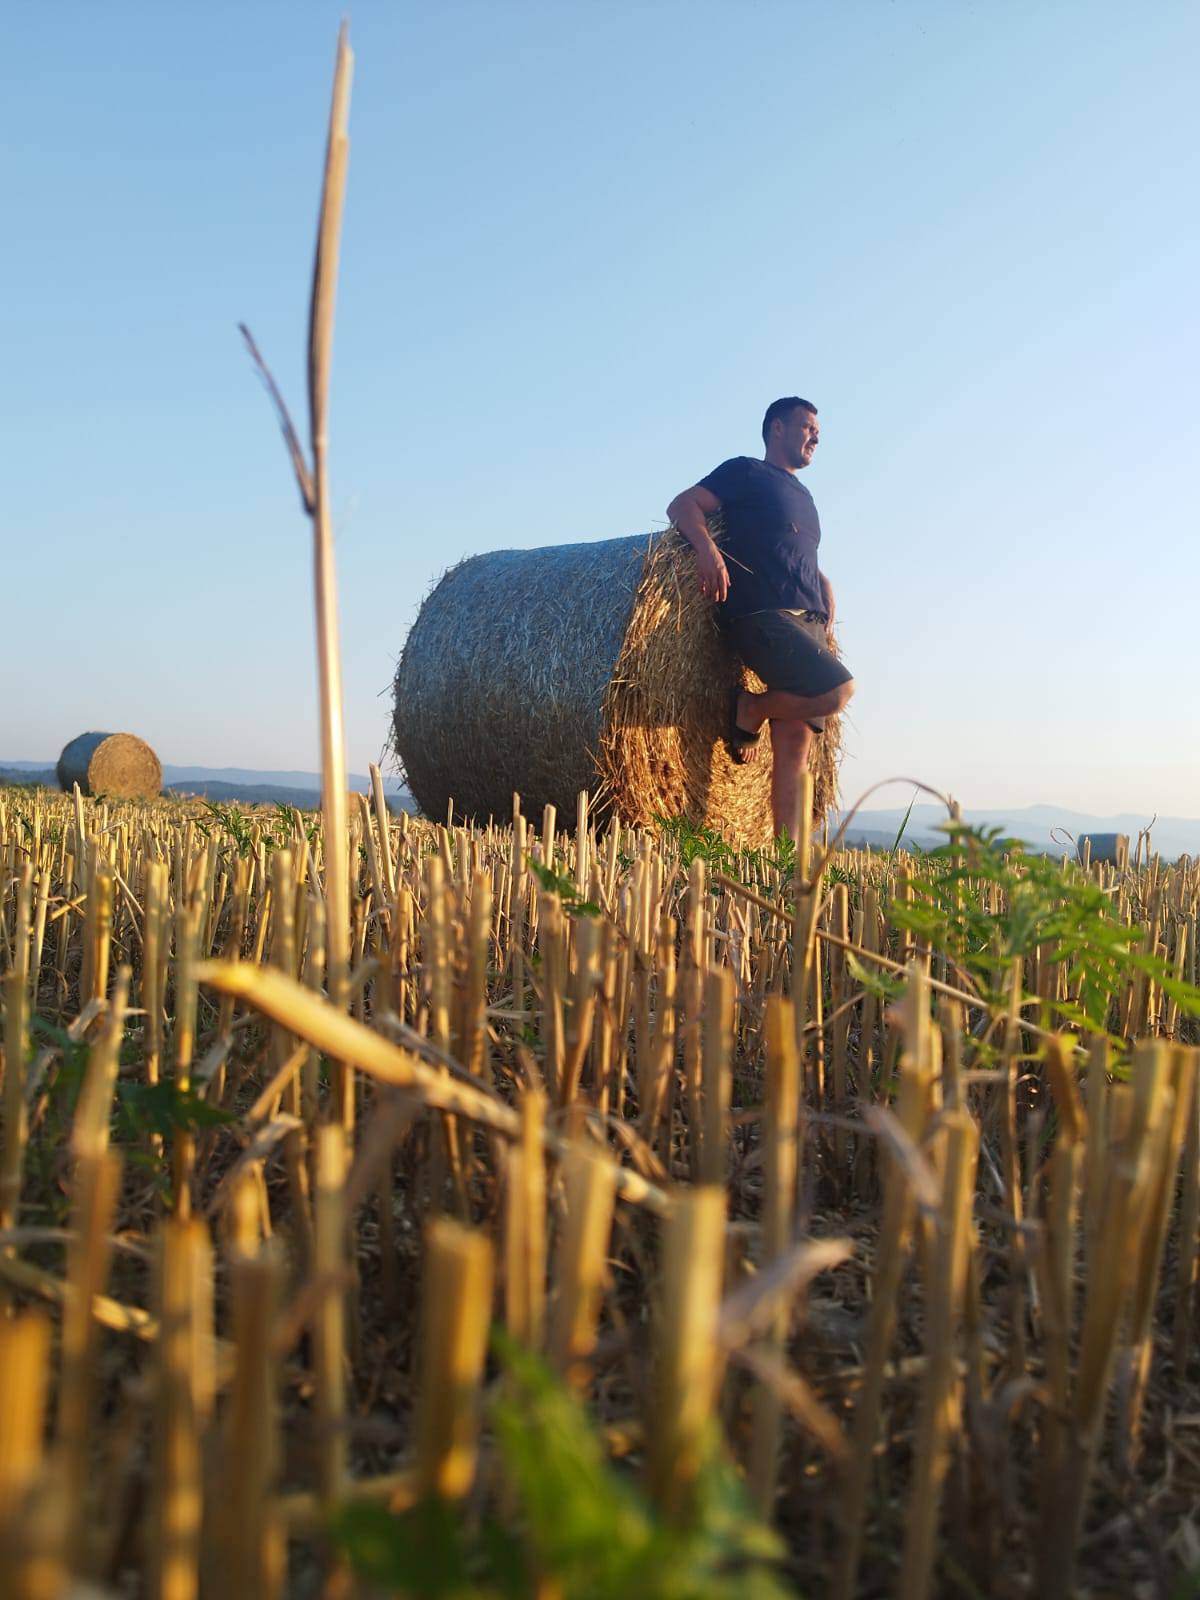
[725,608,852,704]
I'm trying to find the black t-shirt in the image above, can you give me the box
[696,455,825,622]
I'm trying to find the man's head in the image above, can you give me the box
[762,397,819,470]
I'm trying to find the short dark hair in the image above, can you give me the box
[762,396,817,445]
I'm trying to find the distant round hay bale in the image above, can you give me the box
[56,732,162,799]
[393,532,841,846]
[1078,832,1130,868]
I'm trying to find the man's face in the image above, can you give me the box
[778,408,819,470]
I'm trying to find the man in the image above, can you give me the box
[666,397,854,839]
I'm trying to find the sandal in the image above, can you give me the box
[725,686,760,763]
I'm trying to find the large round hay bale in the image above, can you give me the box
[393,533,841,845]
[56,732,162,799]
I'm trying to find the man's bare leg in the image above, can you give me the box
[734,679,855,837]
[769,719,815,838]
[737,681,853,735]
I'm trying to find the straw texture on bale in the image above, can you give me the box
[56,732,162,799]
[393,532,841,845]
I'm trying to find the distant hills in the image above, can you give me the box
[0,760,414,813]
[837,802,1199,861]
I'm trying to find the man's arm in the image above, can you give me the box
[667,483,729,603]
[818,570,836,625]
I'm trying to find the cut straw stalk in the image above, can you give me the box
[460,868,493,1080]
[549,1143,617,1391]
[142,857,167,1119]
[173,886,201,1214]
[1083,1034,1109,1267]
[221,1243,284,1599]
[539,889,566,1100]
[0,1312,51,1524]
[700,965,734,1185]
[1036,1040,1173,1596]
[1115,1043,1197,1464]
[57,1148,123,1567]
[898,1110,978,1600]
[504,1090,546,1348]
[1038,1034,1086,1489]
[314,1124,348,1506]
[1174,1045,1200,1372]
[833,963,935,1600]
[647,1184,726,1521]
[72,963,129,1160]
[998,959,1028,1378]
[682,858,706,1179]
[789,770,816,1057]
[369,763,397,902]
[1,968,29,1232]
[0,1311,62,1599]
[561,910,600,1108]
[149,1214,214,1600]
[414,1219,494,1501]
[749,995,801,1513]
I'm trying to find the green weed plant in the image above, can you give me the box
[880,822,1200,1046]
[332,1334,792,1599]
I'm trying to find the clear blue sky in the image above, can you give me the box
[5,2,1198,815]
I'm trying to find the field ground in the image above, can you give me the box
[1,783,1198,1597]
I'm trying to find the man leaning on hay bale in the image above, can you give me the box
[667,396,855,840]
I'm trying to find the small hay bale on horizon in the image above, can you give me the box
[56,732,162,799]
[392,532,842,846]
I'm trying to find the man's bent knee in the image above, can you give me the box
[770,719,814,754]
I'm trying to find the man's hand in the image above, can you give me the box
[693,537,730,604]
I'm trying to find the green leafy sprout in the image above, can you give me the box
[528,858,602,919]
[331,1332,793,1599]
[655,816,798,883]
[888,822,1200,1042]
